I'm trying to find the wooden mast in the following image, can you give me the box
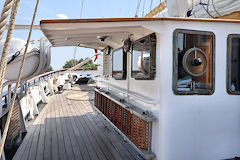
[218,11,240,20]
[144,1,167,18]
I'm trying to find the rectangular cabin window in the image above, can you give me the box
[131,33,156,80]
[103,53,110,76]
[102,47,111,77]
[227,35,240,94]
[112,48,127,80]
[173,29,215,95]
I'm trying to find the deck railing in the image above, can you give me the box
[98,81,157,105]
[1,69,67,111]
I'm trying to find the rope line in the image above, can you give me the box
[127,0,132,17]
[135,0,141,17]
[0,0,14,41]
[150,0,153,11]
[142,0,146,17]
[191,0,195,17]
[80,0,84,18]
[200,0,215,18]
[160,0,165,17]
[0,0,40,156]
[212,0,221,17]
[0,0,21,102]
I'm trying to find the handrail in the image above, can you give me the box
[98,81,157,105]
[27,68,67,83]
[1,69,67,104]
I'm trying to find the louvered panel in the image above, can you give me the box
[94,91,153,152]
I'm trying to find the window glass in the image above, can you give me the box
[112,48,126,79]
[131,33,156,79]
[173,30,215,95]
[227,35,240,94]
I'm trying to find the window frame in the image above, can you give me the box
[173,29,215,95]
[112,47,127,80]
[131,33,156,80]
[227,34,240,95]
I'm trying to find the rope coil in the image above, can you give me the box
[0,0,14,41]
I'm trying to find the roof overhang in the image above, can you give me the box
[40,18,160,50]
[40,17,240,50]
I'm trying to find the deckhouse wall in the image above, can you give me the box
[97,20,240,160]
[150,21,240,160]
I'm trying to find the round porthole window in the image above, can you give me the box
[182,47,208,77]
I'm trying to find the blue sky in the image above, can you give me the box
[0,0,160,69]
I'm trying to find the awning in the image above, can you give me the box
[40,18,155,50]
[40,17,240,50]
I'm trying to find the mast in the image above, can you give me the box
[73,0,85,67]
[144,1,167,18]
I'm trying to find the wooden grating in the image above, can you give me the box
[94,91,152,151]
[6,102,21,145]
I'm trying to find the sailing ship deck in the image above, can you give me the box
[13,90,135,160]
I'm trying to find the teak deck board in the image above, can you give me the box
[13,90,135,160]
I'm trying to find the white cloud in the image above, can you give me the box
[56,14,68,19]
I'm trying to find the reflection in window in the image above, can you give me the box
[131,33,156,80]
[173,30,215,95]
[227,35,240,94]
[112,48,126,79]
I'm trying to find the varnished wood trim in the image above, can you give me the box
[40,17,240,24]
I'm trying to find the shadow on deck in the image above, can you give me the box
[12,90,136,160]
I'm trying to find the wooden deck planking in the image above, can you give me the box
[73,100,123,160]
[57,94,76,160]
[35,104,48,160]
[54,94,67,160]
[58,95,83,160]
[13,90,135,160]
[86,101,135,160]
[50,98,59,160]
[65,96,103,160]
[13,96,50,160]
[61,98,91,160]
[70,100,115,160]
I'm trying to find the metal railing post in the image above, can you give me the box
[7,84,11,110]
[20,82,24,99]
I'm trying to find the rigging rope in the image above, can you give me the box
[135,0,141,17]
[67,53,100,72]
[142,0,146,17]
[212,0,221,17]
[80,0,84,18]
[73,0,85,67]
[0,0,14,41]
[0,0,21,102]
[200,0,215,18]
[191,0,195,17]
[160,0,165,17]
[127,0,132,17]
[150,0,153,11]
[0,0,40,156]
